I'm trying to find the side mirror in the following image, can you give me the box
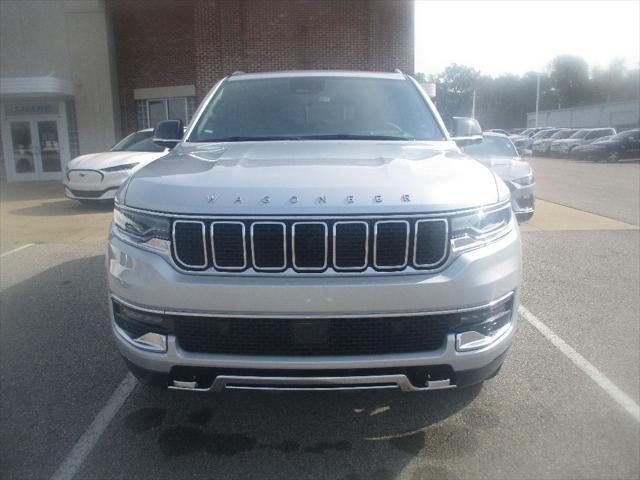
[449,117,483,147]
[153,120,184,149]
[519,148,533,157]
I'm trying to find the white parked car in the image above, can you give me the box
[64,128,167,202]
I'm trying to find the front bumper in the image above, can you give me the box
[64,170,130,201]
[108,225,521,391]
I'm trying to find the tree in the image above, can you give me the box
[549,55,590,108]
[432,64,480,121]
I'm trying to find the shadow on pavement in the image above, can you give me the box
[1,255,126,480]
[86,381,484,479]
[9,199,113,217]
[0,181,65,202]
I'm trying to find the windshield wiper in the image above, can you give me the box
[194,136,301,142]
[194,134,416,142]
[295,134,415,141]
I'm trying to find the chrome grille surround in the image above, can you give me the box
[413,218,449,268]
[210,221,247,271]
[250,221,287,271]
[373,220,410,269]
[172,220,207,269]
[332,221,369,271]
[175,216,447,274]
[292,222,329,271]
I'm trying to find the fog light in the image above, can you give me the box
[114,324,167,352]
[119,304,164,326]
[456,310,512,351]
[112,300,171,352]
[450,293,514,352]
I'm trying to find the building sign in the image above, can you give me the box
[4,102,58,116]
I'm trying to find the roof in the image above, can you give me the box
[226,70,406,81]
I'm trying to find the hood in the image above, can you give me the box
[67,151,166,171]
[123,141,501,215]
[473,156,531,181]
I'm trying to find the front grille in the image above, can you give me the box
[67,187,117,199]
[172,216,449,273]
[173,314,450,355]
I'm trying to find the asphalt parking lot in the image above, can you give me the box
[1,156,639,480]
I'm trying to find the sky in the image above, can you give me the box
[414,0,640,77]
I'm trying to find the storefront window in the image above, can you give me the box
[138,97,195,130]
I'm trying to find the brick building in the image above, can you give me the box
[0,0,413,183]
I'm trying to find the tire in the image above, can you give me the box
[123,357,168,389]
[607,151,620,162]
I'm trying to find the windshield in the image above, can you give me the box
[535,129,557,138]
[592,136,612,143]
[462,134,518,158]
[610,130,638,141]
[188,76,445,142]
[569,130,589,139]
[551,130,574,139]
[111,131,164,152]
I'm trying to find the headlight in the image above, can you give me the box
[102,163,138,172]
[510,173,534,187]
[113,206,170,253]
[450,204,513,252]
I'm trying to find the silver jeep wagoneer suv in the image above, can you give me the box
[108,71,521,392]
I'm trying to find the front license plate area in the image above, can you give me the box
[292,320,329,345]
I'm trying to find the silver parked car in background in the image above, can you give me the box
[532,128,576,156]
[463,132,535,222]
[108,71,521,393]
[549,128,616,157]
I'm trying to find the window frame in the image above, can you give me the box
[145,97,188,129]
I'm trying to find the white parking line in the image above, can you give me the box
[519,305,640,422]
[0,243,35,258]
[50,373,137,480]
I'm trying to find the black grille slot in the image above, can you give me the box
[414,219,448,266]
[173,221,206,268]
[334,222,368,270]
[174,315,449,356]
[293,223,327,270]
[212,222,246,269]
[251,222,286,270]
[374,221,409,268]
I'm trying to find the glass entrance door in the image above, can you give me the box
[6,116,65,181]
[9,121,38,180]
[36,120,63,178]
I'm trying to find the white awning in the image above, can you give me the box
[0,76,75,97]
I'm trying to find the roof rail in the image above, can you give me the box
[231,71,246,76]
